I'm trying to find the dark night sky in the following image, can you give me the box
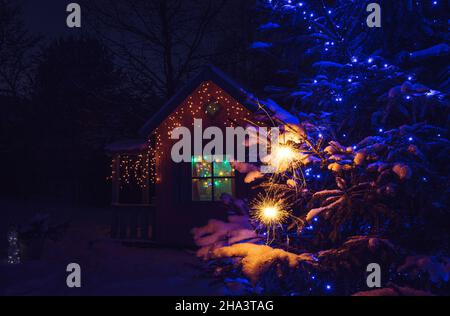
[22,0,81,39]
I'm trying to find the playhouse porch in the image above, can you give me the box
[105,139,156,242]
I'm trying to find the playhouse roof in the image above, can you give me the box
[138,65,259,137]
[105,139,148,155]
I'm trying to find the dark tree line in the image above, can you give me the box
[82,0,260,99]
[0,0,39,98]
[0,0,263,204]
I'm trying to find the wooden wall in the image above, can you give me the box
[152,81,254,246]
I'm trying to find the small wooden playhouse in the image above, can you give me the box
[106,65,262,246]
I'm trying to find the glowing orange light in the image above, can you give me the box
[270,144,300,173]
[262,206,279,220]
[252,194,291,227]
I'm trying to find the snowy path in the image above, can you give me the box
[0,200,225,296]
[1,245,224,296]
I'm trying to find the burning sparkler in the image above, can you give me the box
[252,193,290,227]
[266,144,301,174]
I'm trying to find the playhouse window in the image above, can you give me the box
[192,156,235,201]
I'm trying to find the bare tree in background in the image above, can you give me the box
[0,0,39,98]
[84,0,235,100]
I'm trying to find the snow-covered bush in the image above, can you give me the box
[192,216,260,259]
[192,194,262,258]
[395,255,450,295]
[196,235,400,295]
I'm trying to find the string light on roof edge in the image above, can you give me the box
[110,81,253,187]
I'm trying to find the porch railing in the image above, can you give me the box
[110,204,155,241]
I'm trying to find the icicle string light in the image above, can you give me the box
[116,154,150,189]
[109,81,257,187]
[149,81,255,182]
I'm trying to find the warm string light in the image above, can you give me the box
[149,81,254,178]
[155,81,251,137]
[109,81,255,187]
[114,154,150,189]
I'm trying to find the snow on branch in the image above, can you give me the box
[260,99,300,125]
[409,43,450,62]
[211,243,313,284]
[353,286,433,296]
[191,216,260,259]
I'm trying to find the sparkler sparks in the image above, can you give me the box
[269,144,300,173]
[251,194,290,227]
[251,193,296,245]
[262,206,278,220]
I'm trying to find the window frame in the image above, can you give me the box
[191,157,235,202]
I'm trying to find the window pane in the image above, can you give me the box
[214,178,235,201]
[214,160,234,177]
[192,156,212,178]
[192,179,213,201]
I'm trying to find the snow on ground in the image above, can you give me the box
[0,199,225,296]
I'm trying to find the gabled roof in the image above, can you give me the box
[105,139,147,155]
[139,65,259,137]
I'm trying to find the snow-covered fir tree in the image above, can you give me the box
[192,0,449,296]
